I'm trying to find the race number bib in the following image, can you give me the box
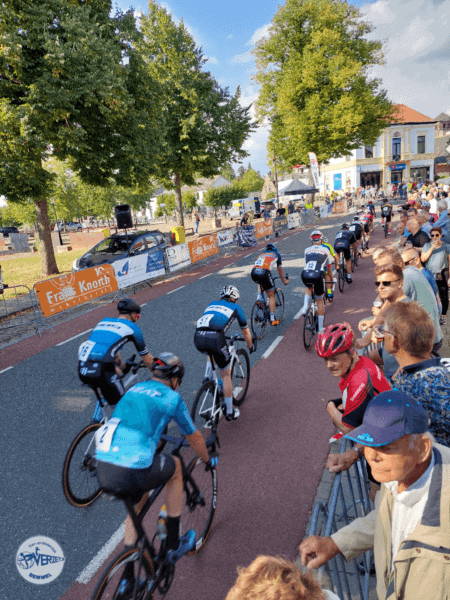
[254,256,266,267]
[349,225,357,231]
[197,314,214,329]
[335,232,344,239]
[382,207,390,216]
[78,340,95,361]
[305,261,318,271]
[95,418,121,452]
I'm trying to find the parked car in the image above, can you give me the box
[0,226,19,237]
[72,230,171,271]
[54,222,83,232]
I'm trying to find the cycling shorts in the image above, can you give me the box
[381,214,392,222]
[334,244,351,261]
[78,360,126,406]
[251,267,274,291]
[352,230,362,241]
[96,453,176,504]
[301,271,325,297]
[194,329,231,369]
[363,222,370,234]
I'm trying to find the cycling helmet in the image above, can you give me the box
[341,223,349,229]
[368,200,373,204]
[117,298,141,314]
[315,323,354,358]
[353,215,360,221]
[266,243,277,252]
[220,285,240,300]
[151,352,185,382]
[310,230,323,242]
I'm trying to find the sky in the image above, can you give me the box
[114,0,450,177]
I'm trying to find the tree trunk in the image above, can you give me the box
[35,197,59,277]
[173,173,185,227]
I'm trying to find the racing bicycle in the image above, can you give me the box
[62,359,149,508]
[337,252,347,293]
[351,245,359,270]
[191,334,252,433]
[303,277,328,351]
[90,430,218,600]
[250,275,287,340]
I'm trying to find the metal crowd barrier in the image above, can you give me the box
[0,284,51,339]
[307,438,375,600]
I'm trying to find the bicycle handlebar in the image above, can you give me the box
[225,334,245,343]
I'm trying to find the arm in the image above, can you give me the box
[241,326,253,350]
[331,500,378,562]
[142,352,154,370]
[277,265,289,285]
[326,444,364,473]
[326,401,354,434]
[185,430,209,464]
[421,244,434,263]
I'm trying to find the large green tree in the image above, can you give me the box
[139,2,254,227]
[240,168,264,193]
[0,0,163,275]
[254,0,394,171]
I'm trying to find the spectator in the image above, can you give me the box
[288,200,295,214]
[421,227,450,324]
[401,247,441,313]
[380,302,450,446]
[226,555,340,600]
[417,210,432,236]
[428,193,439,221]
[240,212,249,227]
[433,200,450,238]
[277,206,286,217]
[193,211,200,234]
[247,211,254,226]
[300,390,450,600]
[263,205,271,220]
[405,217,430,251]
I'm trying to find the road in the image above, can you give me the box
[0,215,385,600]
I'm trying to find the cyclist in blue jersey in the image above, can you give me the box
[194,285,255,421]
[251,243,289,326]
[95,353,212,597]
[78,298,153,408]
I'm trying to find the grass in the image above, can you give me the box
[1,248,86,298]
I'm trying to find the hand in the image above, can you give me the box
[122,355,137,375]
[325,450,358,473]
[358,318,374,332]
[299,536,340,569]
[249,339,257,354]
[205,450,219,471]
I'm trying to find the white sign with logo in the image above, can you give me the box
[217,228,236,247]
[166,243,191,272]
[287,213,300,229]
[113,251,165,289]
[320,205,329,219]
[308,152,320,189]
[16,536,65,584]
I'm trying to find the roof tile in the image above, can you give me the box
[390,104,435,124]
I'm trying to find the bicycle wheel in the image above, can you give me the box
[274,287,285,323]
[303,307,316,350]
[384,223,388,238]
[250,300,268,340]
[183,456,217,554]
[62,423,102,508]
[338,265,345,293]
[231,348,250,407]
[191,381,221,436]
[354,248,359,267]
[91,545,155,600]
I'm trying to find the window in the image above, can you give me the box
[345,155,351,162]
[417,135,425,154]
[144,234,158,249]
[130,238,146,255]
[364,146,373,158]
[392,138,401,159]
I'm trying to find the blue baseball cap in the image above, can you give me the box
[344,390,429,447]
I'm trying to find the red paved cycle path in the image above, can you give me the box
[61,233,382,600]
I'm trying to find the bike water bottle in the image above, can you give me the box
[217,379,224,394]
[92,400,104,424]
[156,505,167,540]
[257,292,263,302]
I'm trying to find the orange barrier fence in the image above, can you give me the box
[188,234,219,263]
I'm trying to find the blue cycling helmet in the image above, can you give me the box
[266,243,277,252]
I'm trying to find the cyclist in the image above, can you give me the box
[366,200,376,231]
[333,224,355,284]
[380,198,393,234]
[194,285,255,421]
[78,298,153,416]
[95,353,213,596]
[250,242,289,326]
[359,207,373,251]
[322,237,339,270]
[349,215,363,257]
[299,231,334,332]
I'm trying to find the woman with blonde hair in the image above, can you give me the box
[225,555,339,600]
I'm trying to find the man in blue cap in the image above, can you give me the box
[300,390,450,600]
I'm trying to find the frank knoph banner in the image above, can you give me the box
[166,243,191,272]
[237,225,256,247]
[114,250,166,289]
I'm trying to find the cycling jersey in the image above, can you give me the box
[361,212,373,223]
[253,249,282,271]
[303,245,332,277]
[78,317,149,365]
[381,203,393,217]
[322,242,336,258]
[95,380,196,469]
[367,204,375,214]
[349,222,363,239]
[196,299,247,333]
[339,356,390,429]
[334,231,356,249]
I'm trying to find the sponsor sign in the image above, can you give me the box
[389,164,406,170]
[113,250,165,289]
[16,536,65,584]
[309,151,320,189]
[255,219,274,238]
[287,213,300,229]
[217,228,236,247]
[166,243,191,272]
[35,265,117,317]
[237,225,256,247]
[332,201,345,214]
[319,205,329,219]
[334,173,342,191]
[273,215,288,234]
[188,234,219,263]
[300,208,315,226]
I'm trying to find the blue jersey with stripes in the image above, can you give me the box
[95,380,196,468]
[78,317,149,365]
[196,299,248,333]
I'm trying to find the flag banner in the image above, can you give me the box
[237,225,256,247]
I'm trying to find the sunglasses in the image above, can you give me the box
[373,325,395,338]
[375,280,400,287]
[431,234,441,238]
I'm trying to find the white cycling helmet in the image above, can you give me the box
[353,215,360,221]
[310,230,323,242]
[220,285,240,300]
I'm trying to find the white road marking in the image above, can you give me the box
[294,309,304,320]
[262,336,284,359]
[0,366,13,374]
[167,286,185,294]
[141,303,147,307]
[199,273,212,280]
[56,329,93,346]
[76,523,125,584]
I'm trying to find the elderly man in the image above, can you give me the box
[417,210,432,236]
[433,200,449,237]
[405,217,430,251]
[300,390,450,600]
[401,247,440,310]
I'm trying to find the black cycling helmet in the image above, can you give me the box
[151,352,185,383]
[117,298,141,315]
[266,243,277,252]
[341,223,349,230]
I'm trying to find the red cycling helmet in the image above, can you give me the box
[315,323,354,358]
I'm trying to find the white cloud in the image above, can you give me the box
[247,23,271,47]
[231,51,254,64]
[206,56,218,64]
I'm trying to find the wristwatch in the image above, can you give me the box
[353,446,363,461]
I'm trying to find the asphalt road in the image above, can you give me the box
[0,214,388,600]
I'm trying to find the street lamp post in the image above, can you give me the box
[50,200,63,245]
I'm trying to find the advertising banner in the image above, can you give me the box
[333,173,342,191]
[287,213,300,229]
[309,151,320,189]
[332,201,345,214]
[188,234,219,263]
[113,250,166,289]
[320,205,329,219]
[217,228,236,247]
[166,244,191,272]
[273,216,288,235]
[237,226,256,247]
[255,219,274,238]
[35,265,118,317]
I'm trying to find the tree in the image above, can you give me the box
[237,166,246,178]
[265,191,275,200]
[0,1,164,276]
[181,190,198,212]
[247,162,252,171]
[240,169,264,193]
[155,193,176,218]
[254,0,394,171]
[220,164,236,180]
[139,2,254,227]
